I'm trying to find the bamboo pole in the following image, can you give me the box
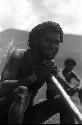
[49,74,82,124]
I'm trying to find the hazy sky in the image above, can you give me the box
[0,0,82,35]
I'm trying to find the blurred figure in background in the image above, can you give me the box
[58,57,82,103]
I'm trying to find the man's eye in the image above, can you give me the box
[45,39,60,46]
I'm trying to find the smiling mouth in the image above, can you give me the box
[46,49,57,54]
[45,50,56,58]
[47,50,55,54]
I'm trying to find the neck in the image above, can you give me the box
[63,68,70,73]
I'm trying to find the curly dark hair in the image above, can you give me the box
[28,21,63,48]
[64,58,76,67]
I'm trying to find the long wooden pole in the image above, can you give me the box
[49,74,82,124]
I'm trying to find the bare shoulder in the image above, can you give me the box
[11,49,27,59]
[1,49,27,81]
[5,48,27,67]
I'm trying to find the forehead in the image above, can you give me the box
[43,31,60,40]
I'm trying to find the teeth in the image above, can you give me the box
[48,51,55,53]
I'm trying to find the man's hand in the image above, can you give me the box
[35,60,57,80]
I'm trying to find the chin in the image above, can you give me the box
[42,51,57,60]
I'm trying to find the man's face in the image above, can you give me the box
[40,31,60,60]
[66,63,74,72]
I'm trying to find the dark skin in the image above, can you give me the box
[0,31,60,97]
[0,30,75,124]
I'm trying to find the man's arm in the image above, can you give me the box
[0,51,21,97]
[57,69,78,90]
[71,71,81,82]
[71,71,82,90]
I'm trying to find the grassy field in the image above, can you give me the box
[34,83,82,124]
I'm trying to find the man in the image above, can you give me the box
[58,58,82,100]
[0,21,75,124]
